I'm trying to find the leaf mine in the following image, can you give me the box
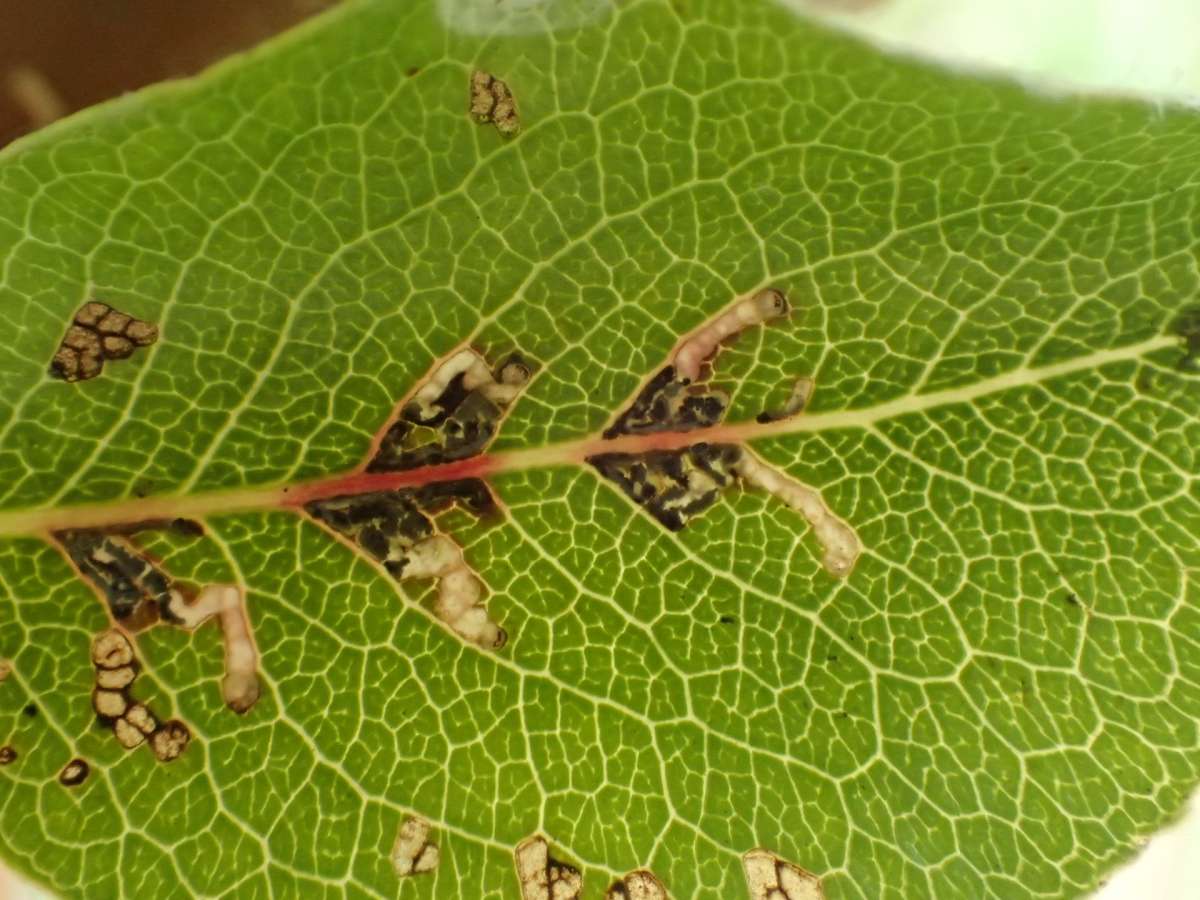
[58,530,180,627]
[756,377,813,424]
[605,869,669,899]
[49,301,158,383]
[59,529,263,714]
[160,584,259,713]
[470,70,520,136]
[589,290,861,577]
[589,443,742,532]
[57,758,88,788]
[514,835,583,900]
[673,289,789,383]
[371,350,531,471]
[148,720,190,763]
[742,848,824,900]
[391,815,440,877]
[733,451,860,578]
[307,348,529,649]
[89,629,191,760]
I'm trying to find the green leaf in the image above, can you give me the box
[0,1,1197,898]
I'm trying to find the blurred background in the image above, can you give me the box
[0,0,1197,897]
[0,0,337,146]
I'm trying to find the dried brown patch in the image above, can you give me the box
[743,848,824,900]
[59,531,178,623]
[58,758,89,787]
[50,301,158,382]
[150,720,190,762]
[391,816,439,877]
[514,835,582,900]
[89,629,190,761]
[603,366,728,438]
[470,70,520,136]
[372,349,530,472]
[606,870,669,899]
[91,629,135,668]
[589,443,742,532]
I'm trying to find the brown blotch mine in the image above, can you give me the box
[470,70,520,136]
[58,530,177,623]
[371,350,530,473]
[391,816,440,877]
[91,629,135,669]
[0,746,16,765]
[58,758,89,787]
[743,848,824,900]
[603,366,728,439]
[606,870,669,900]
[150,720,190,762]
[50,301,158,382]
[88,629,189,762]
[514,834,582,900]
[588,443,742,532]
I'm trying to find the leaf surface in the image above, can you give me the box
[0,1,1197,898]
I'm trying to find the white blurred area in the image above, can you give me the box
[794,0,1200,101]
[2,2,1200,899]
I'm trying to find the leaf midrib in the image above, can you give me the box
[0,332,1174,538]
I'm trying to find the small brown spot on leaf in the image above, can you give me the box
[0,659,10,681]
[0,746,16,765]
[150,720,189,762]
[743,848,824,900]
[606,870,669,899]
[22,703,36,718]
[58,758,89,787]
[392,816,439,877]
[92,688,127,719]
[113,717,145,750]
[470,70,520,136]
[91,630,134,670]
[514,835,582,900]
[49,301,158,382]
[170,518,205,538]
[124,702,157,736]
[96,665,135,690]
